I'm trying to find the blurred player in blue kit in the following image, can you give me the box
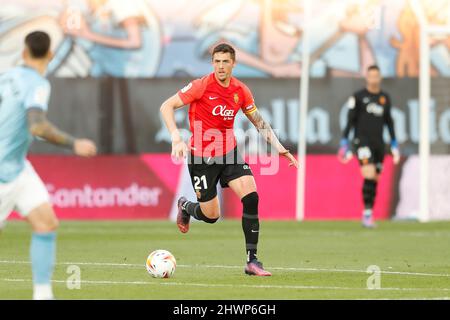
[0,31,97,299]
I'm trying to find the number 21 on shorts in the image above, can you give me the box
[194,175,208,190]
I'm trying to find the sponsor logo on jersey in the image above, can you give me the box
[366,103,384,116]
[212,104,235,119]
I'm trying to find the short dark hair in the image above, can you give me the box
[367,65,380,72]
[212,43,236,61]
[25,31,51,58]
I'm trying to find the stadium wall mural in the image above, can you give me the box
[0,0,449,78]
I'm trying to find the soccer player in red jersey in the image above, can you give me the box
[160,43,298,276]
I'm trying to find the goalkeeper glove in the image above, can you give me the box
[391,140,400,164]
[338,138,353,162]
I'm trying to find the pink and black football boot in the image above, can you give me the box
[176,197,190,234]
[245,260,272,276]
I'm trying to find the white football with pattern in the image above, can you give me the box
[146,250,176,278]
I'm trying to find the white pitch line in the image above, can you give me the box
[1,277,450,293]
[1,260,450,278]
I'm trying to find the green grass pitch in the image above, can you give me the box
[0,220,449,299]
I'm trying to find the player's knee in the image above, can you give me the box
[241,192,259,217]
[38,216,59,232]
[32,219,58,233]
[28,205,59,232]
[361,166,376,179]
[199,199,220,221]
[48,216,59,231]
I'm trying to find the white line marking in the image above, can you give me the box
[0,277,449,292]
[1,260,450,278]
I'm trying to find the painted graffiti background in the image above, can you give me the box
[0,0,448,78]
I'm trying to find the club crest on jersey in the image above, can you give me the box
[234,93,239,104]
[212,105,235,120]
[379,95,386,105]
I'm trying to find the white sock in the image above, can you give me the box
[33,284,54,300]
[363,209,373,218]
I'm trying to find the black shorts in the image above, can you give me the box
[353,139,385,173]
[187,147,253,202]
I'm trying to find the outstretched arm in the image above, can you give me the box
[245,108,298,168]
[27,108,97,157]
[61,12,142,49]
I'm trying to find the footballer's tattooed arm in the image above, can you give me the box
[27,107,76,148]
[246,109,284,151]
[246,108,299,168]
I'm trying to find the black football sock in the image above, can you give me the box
[183,201,218,224]
[241,192,259,263]
[372,180,378,208]
[362,179,377,212]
